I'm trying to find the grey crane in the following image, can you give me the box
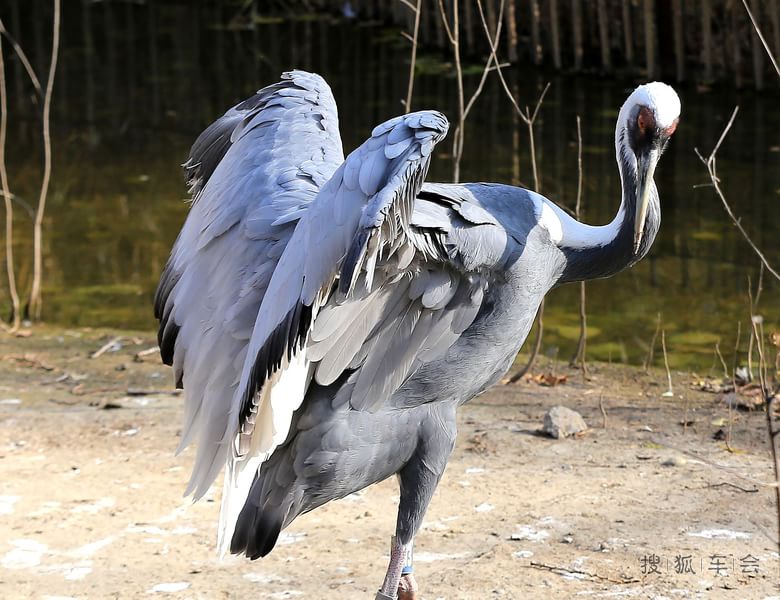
[155,71,680,599]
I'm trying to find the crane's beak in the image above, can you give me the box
[633,148,659,255]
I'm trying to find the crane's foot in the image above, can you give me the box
[373,574,418,600]
[398,573,418,600]
[376,537,416,600]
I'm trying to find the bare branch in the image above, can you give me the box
[463,0,505,120]
[695,106,780,282]
[741,0,780,77]
[436,0,456,45]
[402,0,422,112]
[748,278,780,562]
[27,0,61,321]
[528,82,551,123]
[662,329,673,396]
[0,20,42,97]
[570,115,587,372]
[0,34,20,331]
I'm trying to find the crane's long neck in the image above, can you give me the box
[556,131,661,284]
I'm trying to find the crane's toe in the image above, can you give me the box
[398,573,418,600]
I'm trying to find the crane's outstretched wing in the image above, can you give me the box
[153,71,343,498]
[307,183,513,412]
[230,112,519,462]
[229,111,450,452]
[213,111,450,551]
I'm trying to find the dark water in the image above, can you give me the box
[3,3,779,369]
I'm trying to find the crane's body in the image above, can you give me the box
[155,71,680,599]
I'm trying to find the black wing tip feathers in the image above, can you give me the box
[154,261,181,367]
[239,302,313,427]
[230,507,283,560]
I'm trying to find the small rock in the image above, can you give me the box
[542,406,587,439]
[661,456,687,467]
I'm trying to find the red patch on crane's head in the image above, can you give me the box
[637,106,656,135]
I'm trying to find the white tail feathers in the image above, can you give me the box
[217,350,312,557]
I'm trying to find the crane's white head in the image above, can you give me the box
[617,82,681,254]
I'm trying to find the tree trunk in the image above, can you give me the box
[530,0,542,65]
[643,0,656,78]
[549,0,561,69]
[597,0,611,70]
[622,0,634,67]
[750,0,765,89]
[571,0,583,70]
[702,0,713,82]
[730,1,742,88]
[0,36,21,331]
[672,0,684,81]
[505,0,518,62]
[769,0,780,72]
[463,0,475,53]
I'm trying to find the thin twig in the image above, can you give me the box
[695,107,780,283]
[748,279,780,565]
[527,561,639,584]
[402,0,422,113]
[570,115,587,372]
[650,436,779,488]
[518,84,551,193]
[436,0,463,181]
[715,341,729,378]
[644,312,661,372]
[661,329,673,396]
[728,320,742,447]
[704,481,759,493]
[0,20,42,97]
[476,1,551,377]
[90,336,123,359]
[438,0,506,182]
[741,0,780,77]
[0,34,20,332]
[599,391,607,429]
[28,0,61,321]
[133,346,160,362]
[747,267,764,379]
[0,191,35,218]
[463,0,505,122]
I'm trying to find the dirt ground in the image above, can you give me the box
[1,328,779,600]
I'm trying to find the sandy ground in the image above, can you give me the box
[1,328,779,600]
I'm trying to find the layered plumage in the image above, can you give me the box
[156,72,680,584]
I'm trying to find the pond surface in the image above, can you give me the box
[4,4,779,369]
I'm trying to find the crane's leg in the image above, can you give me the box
[375,419,455,600]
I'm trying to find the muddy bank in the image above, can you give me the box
[0,328,778,598]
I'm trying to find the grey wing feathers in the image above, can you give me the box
[339,112,449,294]
[308,192,512,412]
[154,70,343,498]
[232,110,450,432]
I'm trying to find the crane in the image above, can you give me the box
[155,71,680,599]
